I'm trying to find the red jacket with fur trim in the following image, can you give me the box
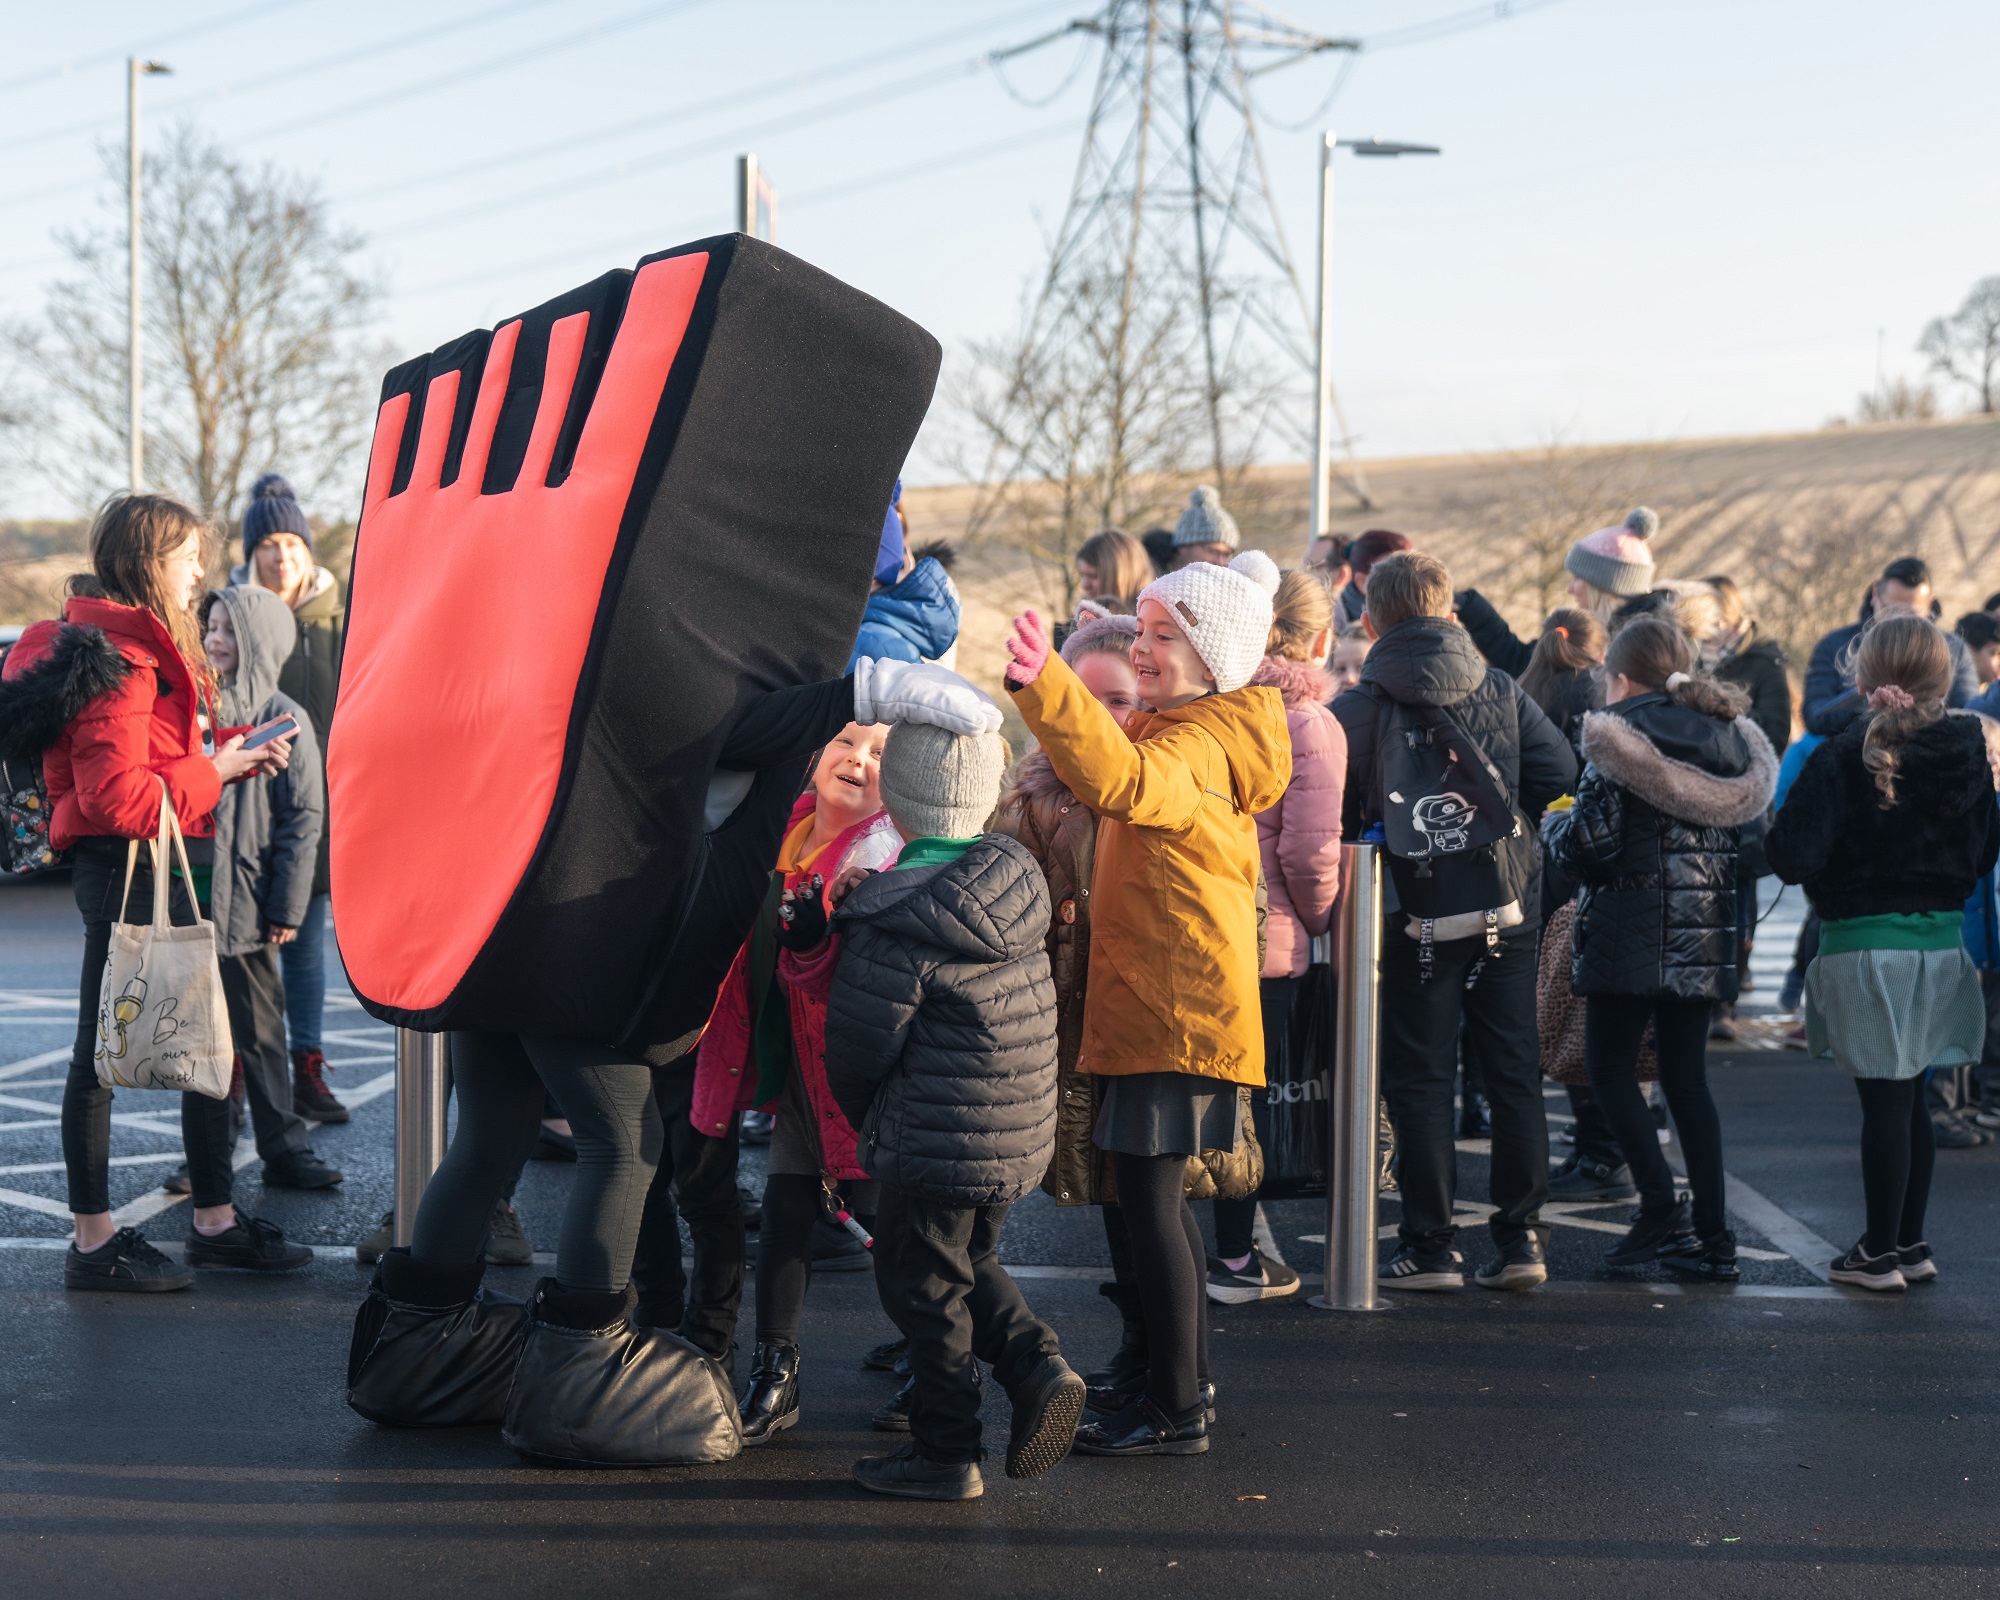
[1,598,226,847]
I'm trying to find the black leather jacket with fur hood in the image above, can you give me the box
[1545,694,1777,1001]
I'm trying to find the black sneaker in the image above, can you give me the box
[1204,1250,1301,1305]
[1932,1115,1991,1150]
[872,1377,915,1432]
[1896,1242,1937,1284]
[185,1214,313,1272]
[65,1227,194,1293]
[852,1443,983,1500]
[163,1163,192,1195]
[1605,1201,1695,1268]
[262,1148,343,1190]
[1378,1245,1463,1291]
[1663,1229,1739,1282]
[1548,1158,1638,1202]
[1474,1234,1547,1292]
[1829,1240,1906,1292]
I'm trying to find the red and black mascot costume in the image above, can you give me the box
[338,235,989,1465]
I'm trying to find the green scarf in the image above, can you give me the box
[1818,910,1964,956]
[748,871,796,1105]
[894,836,978,872]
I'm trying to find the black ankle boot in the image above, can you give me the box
[1605,1200,1695,1268]
[500,1279,741,1466]
[347,1248,528,1428]
[1072,1396,1209,1457]
[1082,1282,1149,1413]
[739,1341,802,1445]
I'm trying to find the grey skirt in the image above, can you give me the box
[1093,1071,1243,1159]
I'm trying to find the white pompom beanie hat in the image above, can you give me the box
[1137,550,1282,693]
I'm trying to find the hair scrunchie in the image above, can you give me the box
[1664,671,1692,691]
[1868,684,1915,712]
[1552,625,1568,640]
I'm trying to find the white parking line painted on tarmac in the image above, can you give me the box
[0,1050,73,1080]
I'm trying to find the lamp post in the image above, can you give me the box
[127,57,171,493]
[1309,133,1441,555]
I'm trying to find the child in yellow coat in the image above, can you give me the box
[1004,542,1290,1457]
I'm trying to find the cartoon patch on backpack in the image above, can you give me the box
[1411,791,1478,854]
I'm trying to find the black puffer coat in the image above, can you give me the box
[1713,632,1791,758]
[1767,712,1998,920]
[823,833,1058,1206]
[1546,695,1778,1000]
[1333,616,1577,932]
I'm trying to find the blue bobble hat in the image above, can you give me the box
[241,473,313,561]
[873,478,905,585]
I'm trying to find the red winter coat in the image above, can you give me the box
[2,597,226,847]
[689,793,902,1178]
[1250,656,1346,978]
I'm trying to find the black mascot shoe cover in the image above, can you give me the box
[347,1249,528,1428]
[501,1278,743,1467]
[329,234,940,1057]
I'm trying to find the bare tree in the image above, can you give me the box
[1476,435,1663,624]
[1853,376,1940,424]
[5,125,387,526]
[1918,276,2000,414]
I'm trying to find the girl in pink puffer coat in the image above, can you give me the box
[1207,571,1346,1306]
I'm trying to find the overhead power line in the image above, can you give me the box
[0,0,311,97]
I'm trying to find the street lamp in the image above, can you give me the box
[128,57,171,493]
[1309,131,1441,555]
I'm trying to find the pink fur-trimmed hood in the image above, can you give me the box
[1252,655,1334,709]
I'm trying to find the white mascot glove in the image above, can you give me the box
[852,657,1004,737]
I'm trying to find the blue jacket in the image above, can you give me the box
[1801,618,1979,737]
[1773,733,1823,813]
[1966,680,2000,720]
[1966,797,2000,969]
[848,557,960,670]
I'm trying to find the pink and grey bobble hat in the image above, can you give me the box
[1136,550,1282,693]
[1565,507,1659,598]
[1060,601,1141,665]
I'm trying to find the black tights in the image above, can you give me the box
[754,1173,821,1348]
[1113,1152,1208,1417]
[1854,1078,1935,1258]
[1586,994,1727,1239]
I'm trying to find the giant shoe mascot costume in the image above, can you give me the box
[335,235,996,1466]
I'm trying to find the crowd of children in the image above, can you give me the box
[8,473,2000,1494]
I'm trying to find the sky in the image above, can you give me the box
[0,0,1994,517]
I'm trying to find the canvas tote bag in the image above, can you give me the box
[93,783,233,1098]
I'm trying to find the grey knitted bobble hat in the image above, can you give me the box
[879,721,1010,841]
[1172,485,1241,550]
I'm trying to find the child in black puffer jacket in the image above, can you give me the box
[781,719,1081,1502]
[1768,616,2000,1291]
[1545,617,1777,1279]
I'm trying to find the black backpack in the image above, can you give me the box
[1372,696,1527,923]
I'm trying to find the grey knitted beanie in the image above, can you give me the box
[1172,485,1241,550]
[879,721,1009,841]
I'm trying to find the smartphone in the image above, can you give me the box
[241,713,300,751]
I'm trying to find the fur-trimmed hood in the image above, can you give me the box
[1006,747,1074,805]
[0,621,132,763]
[1580,700,1776,828]
[1252,655,1335,709]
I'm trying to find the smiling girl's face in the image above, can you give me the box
[813,722,888,824]
[1131,598,1214,709]
[1073,647,1141,722]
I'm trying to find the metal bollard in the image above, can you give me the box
[391,1028,448,1249]
[1312,841,1386,1311]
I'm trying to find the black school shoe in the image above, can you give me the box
[1604,1201,1695,1269]
[1006,1356,1085,1479]
[262,1148,343,1190]
[185,1214,313,1272]
[1548,1157,1638,1202]
[1072,1396,1209,1457]
[861,1336,908,1373]
[852,1443,983,1501]
[873,1364,982,1432]
[1663,1229,1739,1282]
[1897,1242,1938,1284]
[65,1227,194,1293]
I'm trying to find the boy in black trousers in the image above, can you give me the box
[781,719,1081,1500]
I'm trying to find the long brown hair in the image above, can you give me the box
[70,493,215,697]
[1076,527,1154,607]
[1519,607,1607,707]
[1855,614,1951,809]
[1266,569,1334,662]
[1602,615,1748,719]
